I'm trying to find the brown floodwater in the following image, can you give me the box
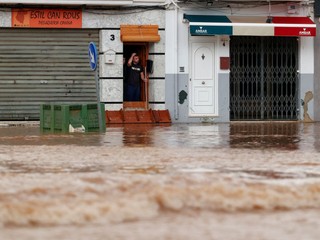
[0,122,319,150]
[0,122,320,240]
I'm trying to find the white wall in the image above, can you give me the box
[300,37,315,120]
[165,9,176,75]
[300,37,314,74]
[0,9,10,27]
[83,9,165,28]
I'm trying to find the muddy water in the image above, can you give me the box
[1,122,320,240]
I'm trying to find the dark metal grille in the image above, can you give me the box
[230,36,298,120]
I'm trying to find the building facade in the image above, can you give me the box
[314,0,320,121]
[165,0,317,123]
[0,0,317,123]
[0,0,166,120]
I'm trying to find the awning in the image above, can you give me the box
[120,25,160,42]
[183,14,316,37]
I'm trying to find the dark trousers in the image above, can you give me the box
[125,84,140,101]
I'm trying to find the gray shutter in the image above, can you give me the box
[0,29,99,120]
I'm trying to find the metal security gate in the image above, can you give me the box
[230,36,298,120]
[0,29,99,120]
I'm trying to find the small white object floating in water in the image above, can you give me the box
[69,124,85,133]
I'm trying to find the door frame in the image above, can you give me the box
[123,42,149,109]
[189,36,219,117]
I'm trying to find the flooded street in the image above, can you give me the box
[1,122,320,240]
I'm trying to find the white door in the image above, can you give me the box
[190,42,217,116]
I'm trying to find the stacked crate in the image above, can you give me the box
[40,103,106,133]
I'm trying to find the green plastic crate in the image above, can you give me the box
[40,103,106,133]
[81,103,106,131]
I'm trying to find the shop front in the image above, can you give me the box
[0,3,166,120]
[0,9,99,120]
[165,7,316,123]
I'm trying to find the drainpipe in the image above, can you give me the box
[173,4,179,120]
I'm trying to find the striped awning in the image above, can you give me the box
[183,14,316,37]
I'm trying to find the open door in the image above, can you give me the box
[123,43,149,109]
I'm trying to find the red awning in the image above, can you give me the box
[272,16,316,37]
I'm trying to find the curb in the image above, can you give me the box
[0,121,40,127]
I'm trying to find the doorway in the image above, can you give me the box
[189,42,217,116]
[230,36,299,120]
[123,43,149,108]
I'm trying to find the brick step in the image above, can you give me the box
[105,109,171,124]
[123,101,146,110]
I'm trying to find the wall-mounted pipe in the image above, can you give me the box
[173,5,179,120]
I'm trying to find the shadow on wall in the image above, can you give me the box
[179,90,188,104]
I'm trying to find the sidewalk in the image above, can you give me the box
[0,121,40,127]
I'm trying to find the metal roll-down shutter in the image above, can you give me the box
[0,29,99,120]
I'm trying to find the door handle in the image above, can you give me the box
[202,81,205,85]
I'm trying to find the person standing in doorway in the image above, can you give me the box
[125,53,146,101]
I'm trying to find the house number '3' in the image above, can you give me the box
[110,34,115,41]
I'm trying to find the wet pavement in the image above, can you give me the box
[0,122,320,240]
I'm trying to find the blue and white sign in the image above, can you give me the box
[88,42,98,71]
